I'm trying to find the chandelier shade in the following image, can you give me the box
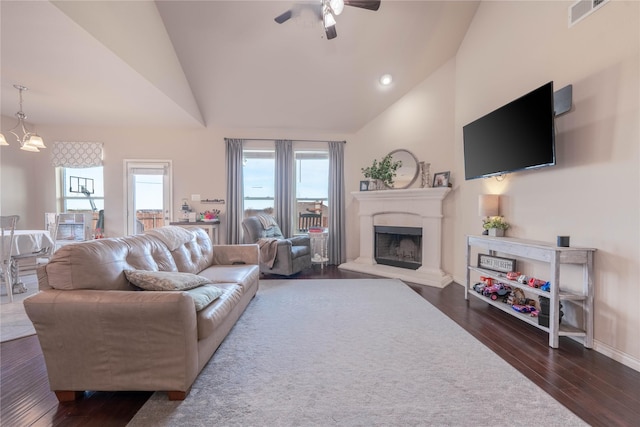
[0,84,46,152]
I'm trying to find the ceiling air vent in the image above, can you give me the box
[569,0,609,27]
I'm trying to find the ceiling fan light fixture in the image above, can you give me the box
[329,0,345,15]
[323,8,337,28]
[380,74,393,86]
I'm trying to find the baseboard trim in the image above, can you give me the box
[593,340,640,373]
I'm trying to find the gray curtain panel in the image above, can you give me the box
[225,138,244,244]
[328,141,346,265]
[275,140,293,237]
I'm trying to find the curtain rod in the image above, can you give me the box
[225,138,346,144]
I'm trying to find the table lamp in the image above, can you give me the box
[478,194,499,235]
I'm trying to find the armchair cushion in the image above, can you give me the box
[125,270,211,291]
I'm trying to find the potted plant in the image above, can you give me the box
[482,216,510,237]
[361,154,402,190]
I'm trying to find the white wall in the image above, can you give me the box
[349,1,639,369]
[454,0,638,368]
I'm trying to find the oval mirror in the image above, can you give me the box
[385,149,419,189]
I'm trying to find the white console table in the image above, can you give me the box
[170,221,220,245]
[465,235,595,348]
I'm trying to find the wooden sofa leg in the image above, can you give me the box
[167,389,189,401]
[55,391,83,402]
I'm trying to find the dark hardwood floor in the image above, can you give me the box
[2,266,639,426]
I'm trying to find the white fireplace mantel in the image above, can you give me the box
[339,187,452,288]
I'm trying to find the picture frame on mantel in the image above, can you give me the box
[359,181,369,191]
[432,171,450,187]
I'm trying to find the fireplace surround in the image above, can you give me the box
[339,187,451,287]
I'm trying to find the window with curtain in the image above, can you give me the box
[241,145,330,234]
[295,150,329,232]
[52,142,105,231]
[61,166,104,212]
[242,149,275,217]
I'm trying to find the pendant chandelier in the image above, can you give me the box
[0,84,46,152]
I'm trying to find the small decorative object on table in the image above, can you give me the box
[200,209,220,221]
[482,216,509,237]
[477,253,516,273]
[419,161,431,188]
[432,171,450,187]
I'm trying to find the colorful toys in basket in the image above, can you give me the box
[482,282,512,301]
[479,276,494,286]
[528,277,546,288]
[506,271,521,281]
[512,304,539,316]
[473,282,486,293]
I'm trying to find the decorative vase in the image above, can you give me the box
[368,179,385,190]
[488,228,504,237]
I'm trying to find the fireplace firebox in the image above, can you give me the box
[374,226,422,270]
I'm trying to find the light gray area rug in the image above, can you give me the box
[0,273,38,342]
[128,279,585,426]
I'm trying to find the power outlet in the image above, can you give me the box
[191,194,200,202]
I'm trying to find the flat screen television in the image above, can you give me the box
[463,81,556,180]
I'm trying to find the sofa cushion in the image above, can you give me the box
[196,283,243,340]
[45,235,177,291]
[145,226,194,251]
[125,270,211,291]
[197,265,260,293]
[185,285,225,311]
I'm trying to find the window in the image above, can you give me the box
[243,149,275,217]
[295,150,329,232]
[61,166,104,212]
[241,144,330,233]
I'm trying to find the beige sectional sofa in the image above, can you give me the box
[24,226,260,401]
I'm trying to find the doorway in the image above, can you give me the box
[124,160,172,235]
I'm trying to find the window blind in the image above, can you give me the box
[50,142,103,167]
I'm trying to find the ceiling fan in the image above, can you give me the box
[274,0,381,40]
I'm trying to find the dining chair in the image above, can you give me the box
[0,215,19,302]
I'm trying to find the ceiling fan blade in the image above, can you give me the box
[325,25,337,40]
[274,10,293,24]
[343,0,381,11]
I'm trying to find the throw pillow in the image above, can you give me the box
[185,285,225,311]
[124,270,211,291]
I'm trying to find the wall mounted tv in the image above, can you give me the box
[463,81,556,180]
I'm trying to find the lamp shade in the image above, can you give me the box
[20,142,40,152]
[27,134,46,149]
[0,133,8,146]
[478,194,499,217]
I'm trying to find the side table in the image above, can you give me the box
[169,220,220,245]
[309,229,329,269]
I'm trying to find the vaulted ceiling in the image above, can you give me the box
[1,1,479,133]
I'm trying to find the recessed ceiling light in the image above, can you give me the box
[379,74,393,86]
